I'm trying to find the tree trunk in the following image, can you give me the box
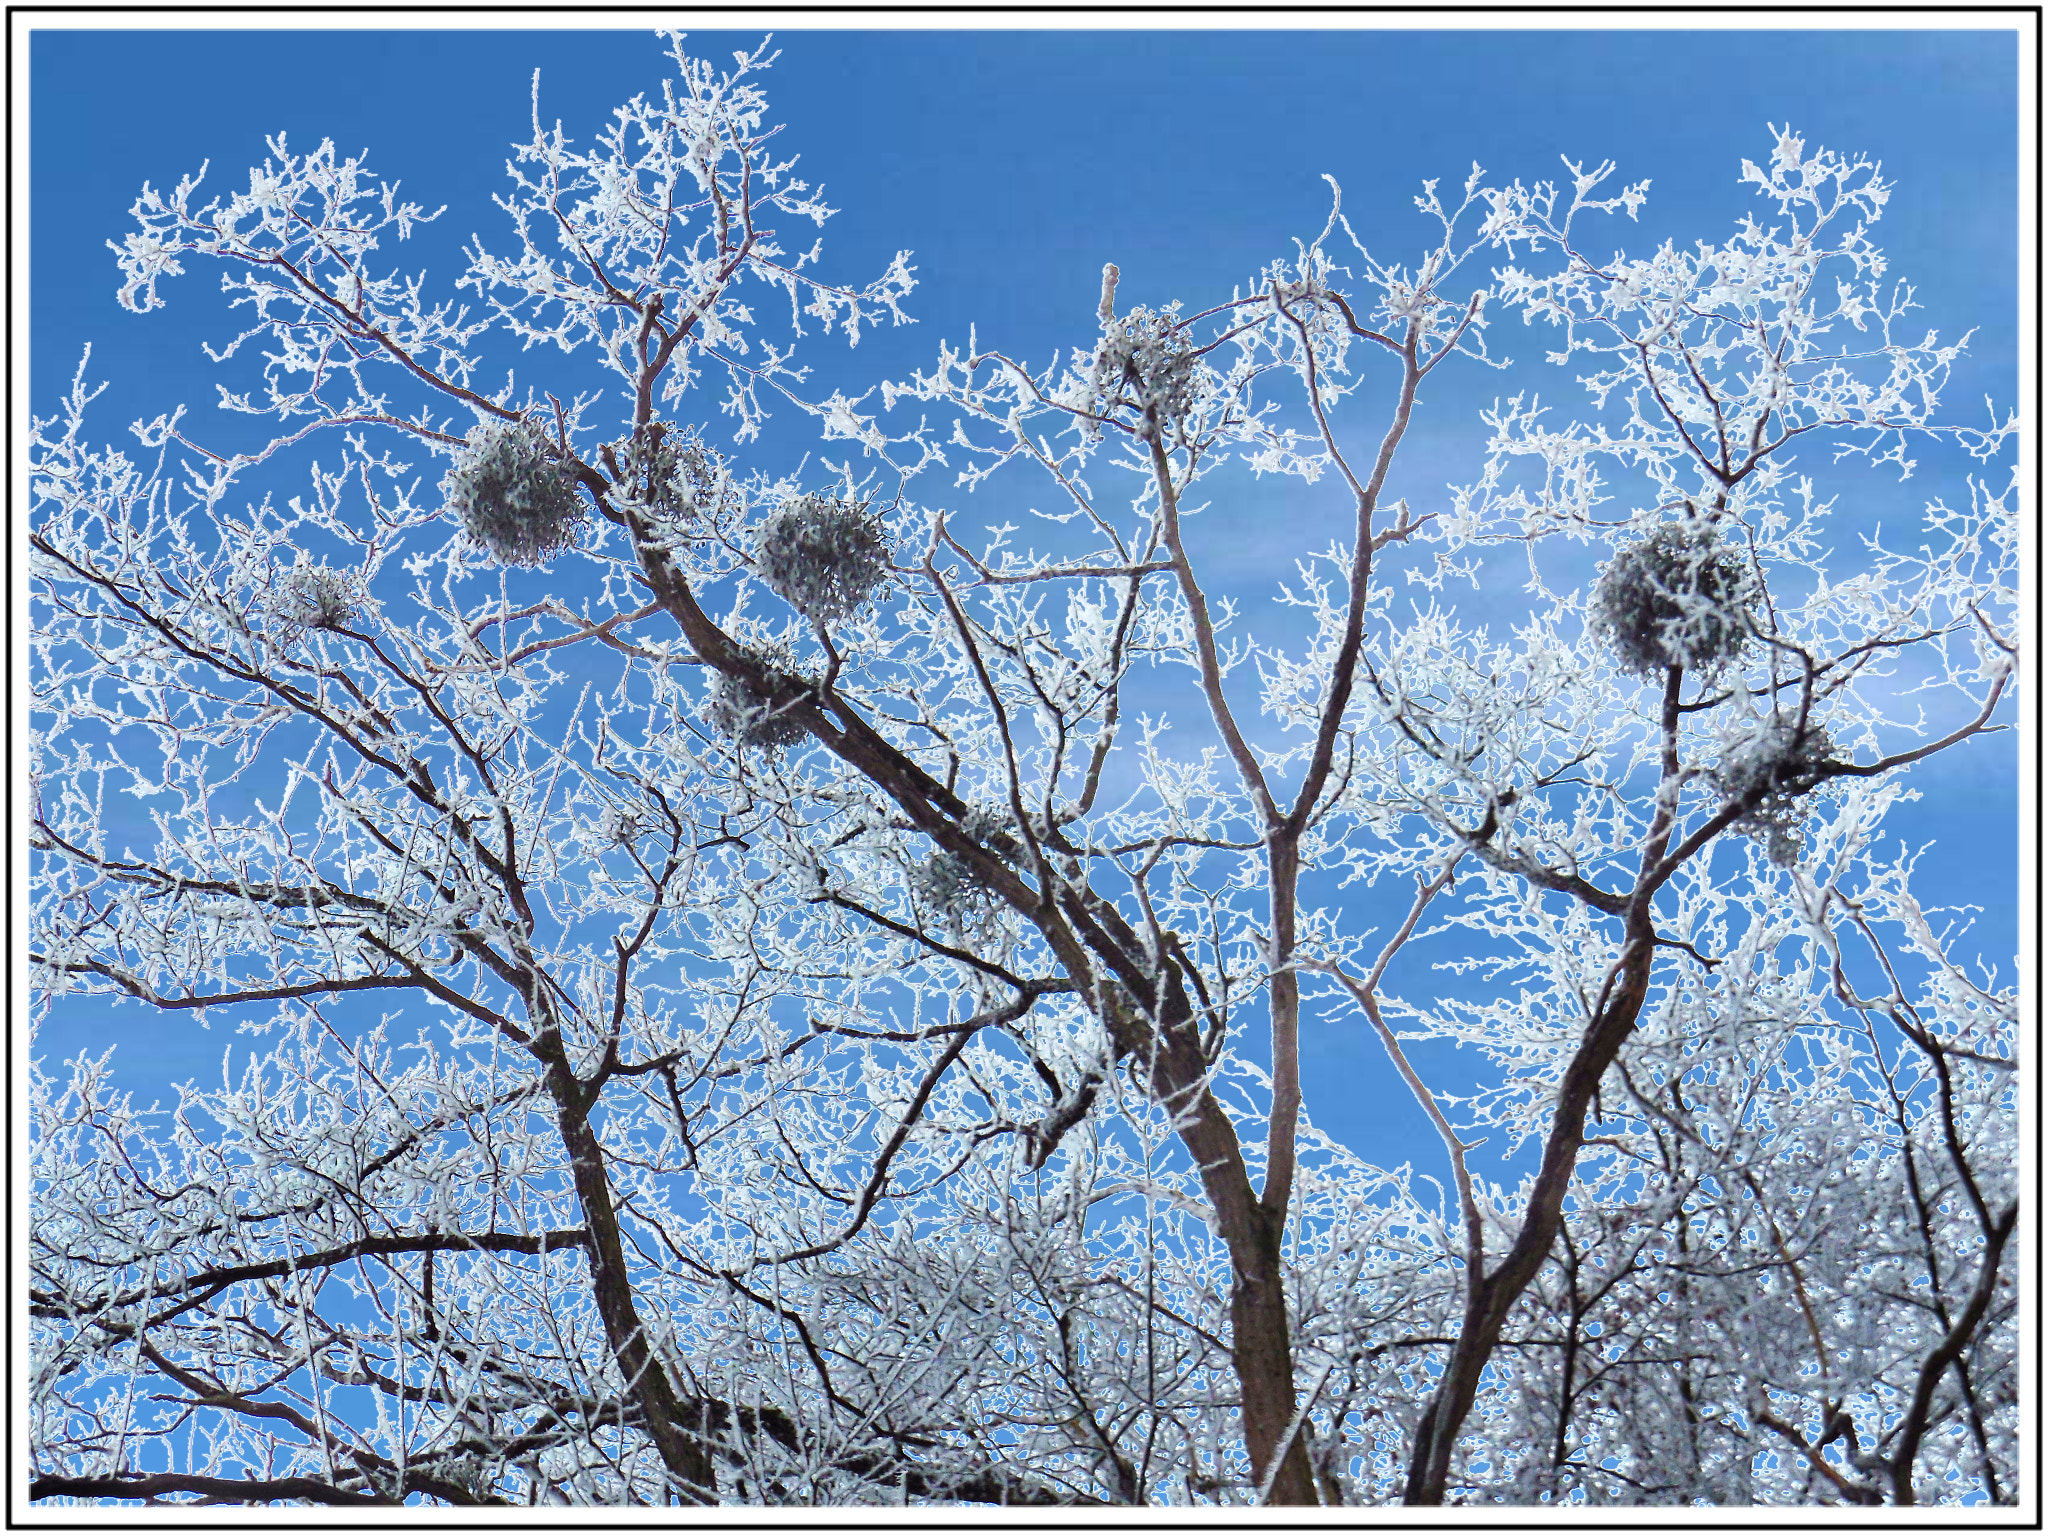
[1229,1210,1319,1503]
[1403,932,1656,1504]
[550,1065,720,1502]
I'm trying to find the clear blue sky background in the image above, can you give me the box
[29,25,2021,1171]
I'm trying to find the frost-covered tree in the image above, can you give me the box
[31,34,2017,1508]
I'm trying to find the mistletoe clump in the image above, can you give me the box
[912,848,986,923]
[610,425,744,540]
[1090,303,1197,437]
[703,657,812,753]
[753,494,892,623]
[1588,522,1757,678]
[445,418,586,567]
[911,806,1022,927]
[270,560,360,633]
[1712,715,1837,865]
[960,803,1023,860]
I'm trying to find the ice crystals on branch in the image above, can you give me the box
[1587,521,1756,678]
[113,136,437,316]
[753,493,892,622]
[458,34,915,445]
[444,417,587,566]
[1740,123,1892,227]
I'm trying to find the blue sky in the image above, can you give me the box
[28,23,2022,1171]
